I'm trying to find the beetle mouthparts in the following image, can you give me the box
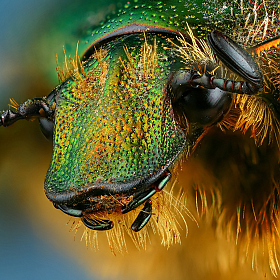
[53,170,171,232]
[81,217,114,231]
[121,170,171,214]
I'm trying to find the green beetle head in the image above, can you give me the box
[36,0,242,234]
[41,0,266,233]
[44,32,190,229]
[43,20,263,231]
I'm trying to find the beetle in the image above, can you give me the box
[1,0,280,275]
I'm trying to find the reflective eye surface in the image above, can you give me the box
[39,118,54,141]
[175,87,232,126]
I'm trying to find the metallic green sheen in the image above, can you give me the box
[79,0,237,55]
[45,34,186,197]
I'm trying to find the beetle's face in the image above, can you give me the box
[45,35,188,224]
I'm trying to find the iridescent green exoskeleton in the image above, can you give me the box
[0,0,279,233]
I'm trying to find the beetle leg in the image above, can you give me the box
[0,98,54,127]
[121,170,171,214]
[172,68,262,97]
[131,199,153,232]
[81,217,114,231]
[191,72,260,95]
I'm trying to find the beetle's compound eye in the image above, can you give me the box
[39,118,54,141]
[177,87,232,126]
[39,86,58,141]
[171,70,232,126]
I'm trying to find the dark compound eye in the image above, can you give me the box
[38,86,60,141]
[170,69,232,126]
[39,118,54,141]
[176,87,232,126]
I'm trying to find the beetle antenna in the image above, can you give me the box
[0,97,54,127]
